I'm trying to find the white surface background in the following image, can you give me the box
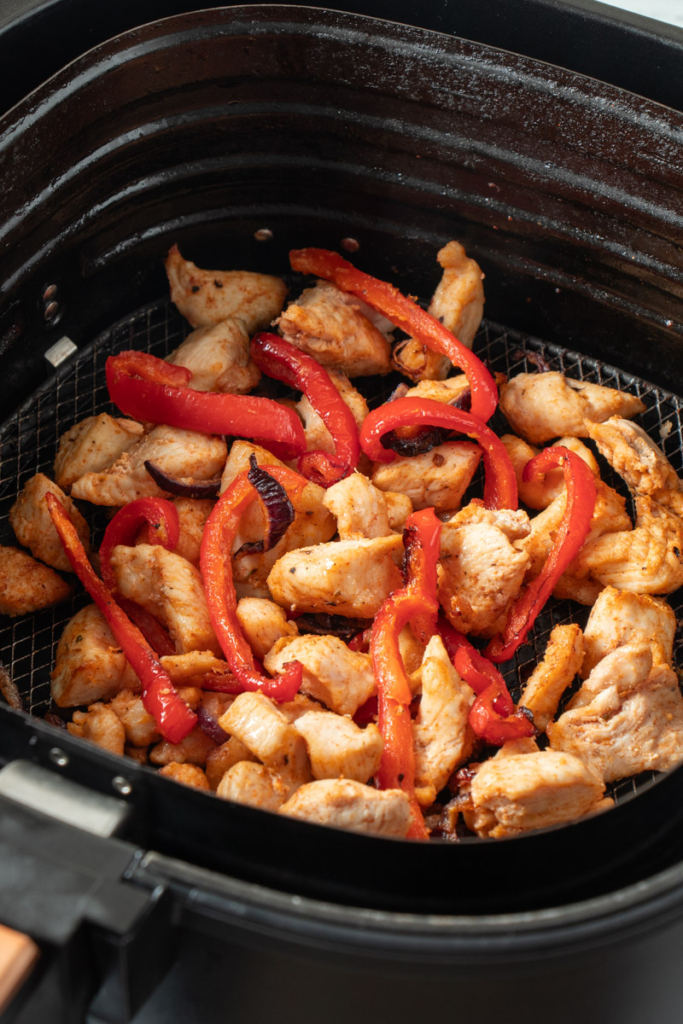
[597,0,683,27]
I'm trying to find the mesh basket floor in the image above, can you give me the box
[1,297,681,808]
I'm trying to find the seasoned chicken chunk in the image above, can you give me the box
[520,624,584,732]
[10,474,91,573]
[158,763,210,790]
[279,779,412,837]
[0,546,71,618]
[264,635,376,716]
[372,441,481,512]
[502,434,599,510]
[296,369,368,454]
[384,491,413,533]
[548,644,683,781]
[267,534,403,618]
[110,544,221,655]
[166,498,215,566]
[392,241,484,381]
[54,414,144,491]
[159,650,229,686]
[51,604,138,707]
[323,473,392,540]
[499,372,645,445]
[217,761,289,811]
[586,416,683,515]
[236,597,299,660]
[150,727,217,766]
[167,316,261,394]
[466,750,606,838]
[402,373,471,405]
[581,586,676,677]
[206,736,257,790]
[276,279,392,377]
[165,244,287,332]
[294,711,382,783]
[412,636,476,807]
[71,425,226,507]
[109,690,160,747]
[68,703,126,756]
[438,504,531,637]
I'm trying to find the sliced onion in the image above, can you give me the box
[144,460,221,498]
[295,613,373,640]
[380,425,449,456]
[196,705,229,744]
[235,454,295,557]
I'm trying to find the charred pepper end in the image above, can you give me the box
[289,248,498,422]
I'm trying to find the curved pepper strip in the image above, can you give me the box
[485,446,597,663]
[437,617,536,745]
[360,397,518,510]
[289,248,498,423]
[99,497,181,657]
[200,464,307,703]
[106,350,307,463]
[250,332,361,487]
[371,508,441,840]
[46,493,196,744]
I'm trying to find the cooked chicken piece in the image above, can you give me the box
[581,586,676,677]
[502,434,599,510]
[276,279,392,377]
[392,242,484,381]
[125,745,149,765]
[150,726,217,766]
[167,317,261,394]
[293,712,382,783]
[166,498,215,566]
[219,692,312,798]
[51,604,138,707]
[165,244,287,332]
[0,546,72,618]
[548,644,683,781]
[109,690,160,747]
[499,372,645,445]
[465,750,606,838]
[399,625,426,680]
[158,763,210,789]
[493,737,540,759]
[438,504,531,637]
[54,413,144,491]
[71,425,226,507]
[10,473,91,572]
[279,778,412,836]
[217,761,289,811]
[586,417,683,515]
[412,636,476,807]
[110,544,221,655]
[68,703,126,757]
[205,737,257,790]
[520,624,584,732]
[278,693,327,722]
[372,441,481,512]
[296,369,368,454]
[403,373,472,405]
[235,597,299,660]
[578,495,683,594]
[159,650,229,686]
[267,534,403,618]
[323,473,393,540]
[384,491,413,532]
[265,634,376,716]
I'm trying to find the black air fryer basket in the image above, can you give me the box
[2,4,683,1023]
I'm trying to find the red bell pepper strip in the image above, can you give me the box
[46,493,196,744]
[106,350,307,463]
[371,508,441,839]
[289,248,498,423]
[360,397,518,510]
[200,464,307,702]
[485,446,597,663]
[250,332,361,488]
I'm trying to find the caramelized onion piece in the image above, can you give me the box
[144,460,221,498]
[196,705,229,744]
[295,613,373,640]
[235,454,296,558]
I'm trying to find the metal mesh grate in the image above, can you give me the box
[1,298,681,807]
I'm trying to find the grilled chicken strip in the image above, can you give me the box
[581,586,676,677]
[68,703,126,756]
[265,634,376,716]
[548,644,683,781]
[323,472,394,540]
[236,597,299,660]
[267,534,403,618]
[276,279,392,377]
[413,636,476,808]
[586,416,683,515]
[465,750,607,838]
[296,369,368,454]
[294,711,383,783]
[167,316,261,394]
[499,372,645,445]
[279,779,412,837]
[165,244,288,332]
[0,546,72,618]
[392,241,485,381]
[158,763,210,789]
[110,543,222,655]
[520,624,584,732]
[51,604,138,707]
[372,441,482,512]
[54,413,144,491]
[71,425,227,507]
[502,434,599,511]
[10,473,91,573]
[438,504,531,637]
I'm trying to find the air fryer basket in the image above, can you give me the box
[2,5,683,919]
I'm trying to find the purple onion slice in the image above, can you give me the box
[294,613,373,640]
[196,705,229,745]
[144,460,221,498]
[235,454,295,558]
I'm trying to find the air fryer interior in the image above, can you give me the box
[1,5,683,915]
